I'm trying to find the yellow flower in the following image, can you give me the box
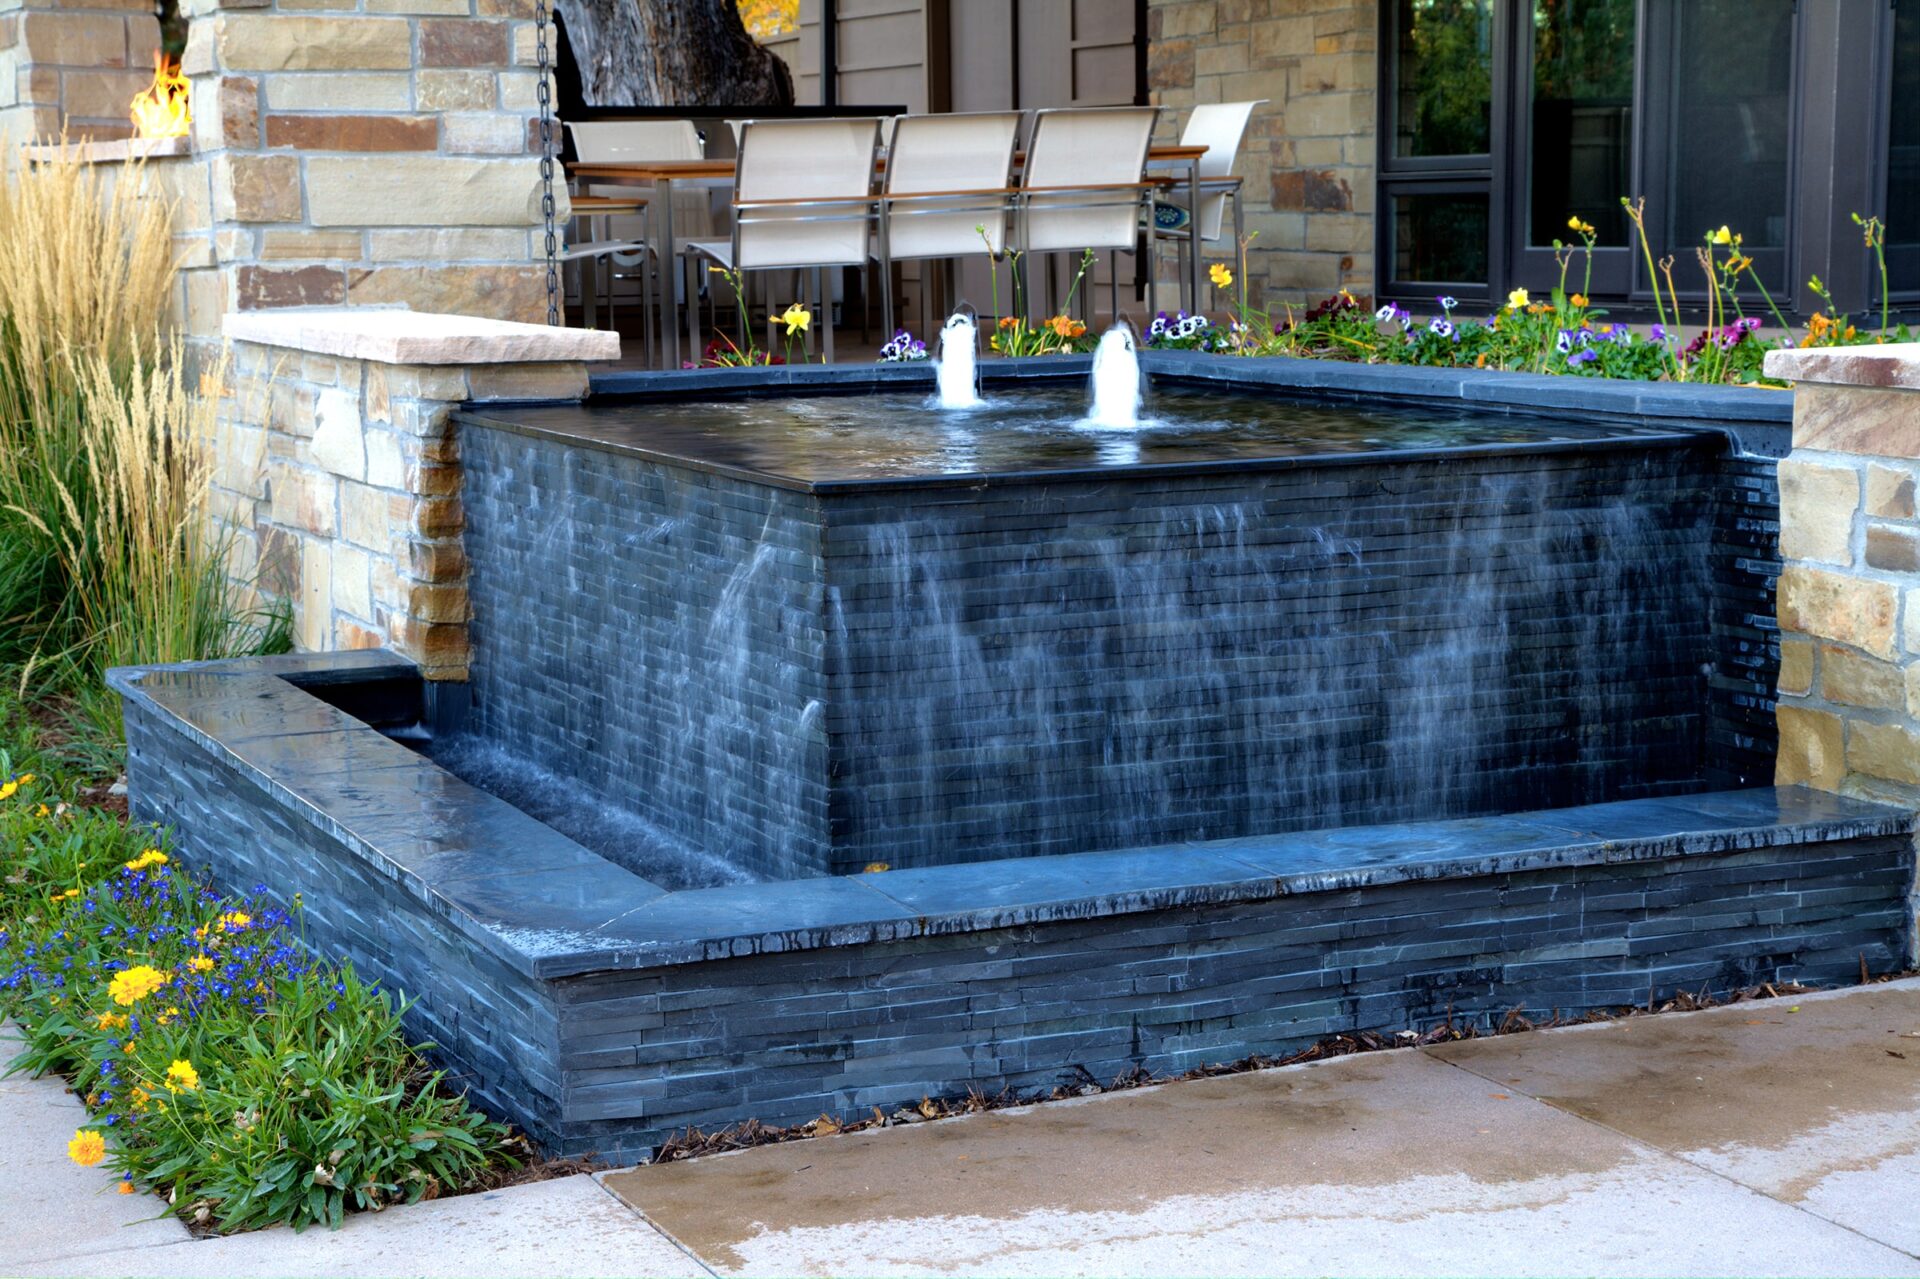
[107,965,169,1007]
[1506,287,1530,310]
[164,1060,199,1094]
[129,1085,152,1113]
[53,888,80,901]
[778,303,810,335]
[187,955,214,974]
[1710,226,1733,245]
[123,849,168,872]
[93,1011,126,1031]
[217,911,251,933]
[1567,215,1596,237]
[1209,262,1233,288]
[1569,293,1588,309]
[68,1129,105,1167]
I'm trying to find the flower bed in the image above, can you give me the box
[0,730,519,1233]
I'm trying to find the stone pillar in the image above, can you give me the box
[1764,344,1920,803]
[0,0,162,143]
[179,0,562,335]
[219,309,615,679]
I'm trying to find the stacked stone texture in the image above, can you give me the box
[1147,0,1374,308]
[178,0,561,341]
[222,332,590,677]
[1769,347,1920,803]
[0,0,160,143]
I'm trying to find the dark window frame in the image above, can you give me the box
[1376,0,1915,317]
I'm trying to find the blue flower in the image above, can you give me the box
[1569,348,1599,366]
[1436,295,1458,313]
[1428,317,1456,339]
[1554,330,1574,354]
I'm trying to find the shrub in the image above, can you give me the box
[0,743,517,1233]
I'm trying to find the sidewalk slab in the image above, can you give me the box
[13,1175,712,1279]
[1,1024,194,1265]
[601,1044,1920,1278]
[1430,977,1920,1256]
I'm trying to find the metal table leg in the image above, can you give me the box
[658,177,677,369]
[1187,157,1202,316]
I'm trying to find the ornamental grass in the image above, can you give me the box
[0,144,285,708]
[0,740,517,1233]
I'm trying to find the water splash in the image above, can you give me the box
[1086,322,1142,428]
[935,310,982,409]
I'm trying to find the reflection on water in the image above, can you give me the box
[502,383,1687,486]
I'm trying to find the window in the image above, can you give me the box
[1379,0,1496,296]
[1376,0,1920,313]
[1888,1,1919,293]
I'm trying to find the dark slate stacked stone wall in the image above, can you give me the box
[820,447,1719,874]
[1707,452,1783,787]
[460,428,833,880]
[120,666,1904,1167]
[461,423,1749,877]
[551,832,1908,1161]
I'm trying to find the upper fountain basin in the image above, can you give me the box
[454,382,1709,492]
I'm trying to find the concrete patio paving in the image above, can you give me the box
[9,979,1920,1278]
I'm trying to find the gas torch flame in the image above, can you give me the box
[129,52,190,139]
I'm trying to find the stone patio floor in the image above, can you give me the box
[9,977,1920,1278]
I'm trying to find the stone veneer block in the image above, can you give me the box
[222,309,618,365]
[1767,342,1920,799]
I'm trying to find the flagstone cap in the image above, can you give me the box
[223,309,620,366]
[1764,343,1920,390]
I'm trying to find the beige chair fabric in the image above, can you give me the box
[1015,106,1159,255]
[683,117,882,362]
[1160,101,1263,243]
[880,111,1021,260]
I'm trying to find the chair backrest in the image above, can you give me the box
[732,117,882,270]
[883,111,1021,260]
[1019,106,1158,254]
[1179,101,1264,241]
[568,119,703,164]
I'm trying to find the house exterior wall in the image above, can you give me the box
[1147,0,1376,309]
[0,0,161,145]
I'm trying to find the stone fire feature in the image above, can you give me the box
[1766,344,1920,804]
[220,309,615,676]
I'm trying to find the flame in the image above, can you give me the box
[129,53,190,140]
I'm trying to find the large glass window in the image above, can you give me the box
[1658,0,1794,277]
[1889,1,1919,292]
[1393,0,1495,158]
[1527,0,1635,246]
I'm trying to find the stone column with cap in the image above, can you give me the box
[1764,344,1920,803]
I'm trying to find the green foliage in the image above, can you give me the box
[0,704,517,1234]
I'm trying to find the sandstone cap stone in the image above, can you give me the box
[1763,343,1920,390]
[223,308,619,365]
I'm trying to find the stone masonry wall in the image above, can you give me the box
[1147,0,1375,309]
[1767,347,1920,807]
[177,0,561,343]
[217,312,611,676]
[0,0,160,144]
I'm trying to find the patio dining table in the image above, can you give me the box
[569,143,1212,368]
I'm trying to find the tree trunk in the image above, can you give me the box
[556,0,793,108]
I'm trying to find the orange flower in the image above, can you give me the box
[1049,315,1076,337]
[998,315,1018,329]
[1569,293,1588,308]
